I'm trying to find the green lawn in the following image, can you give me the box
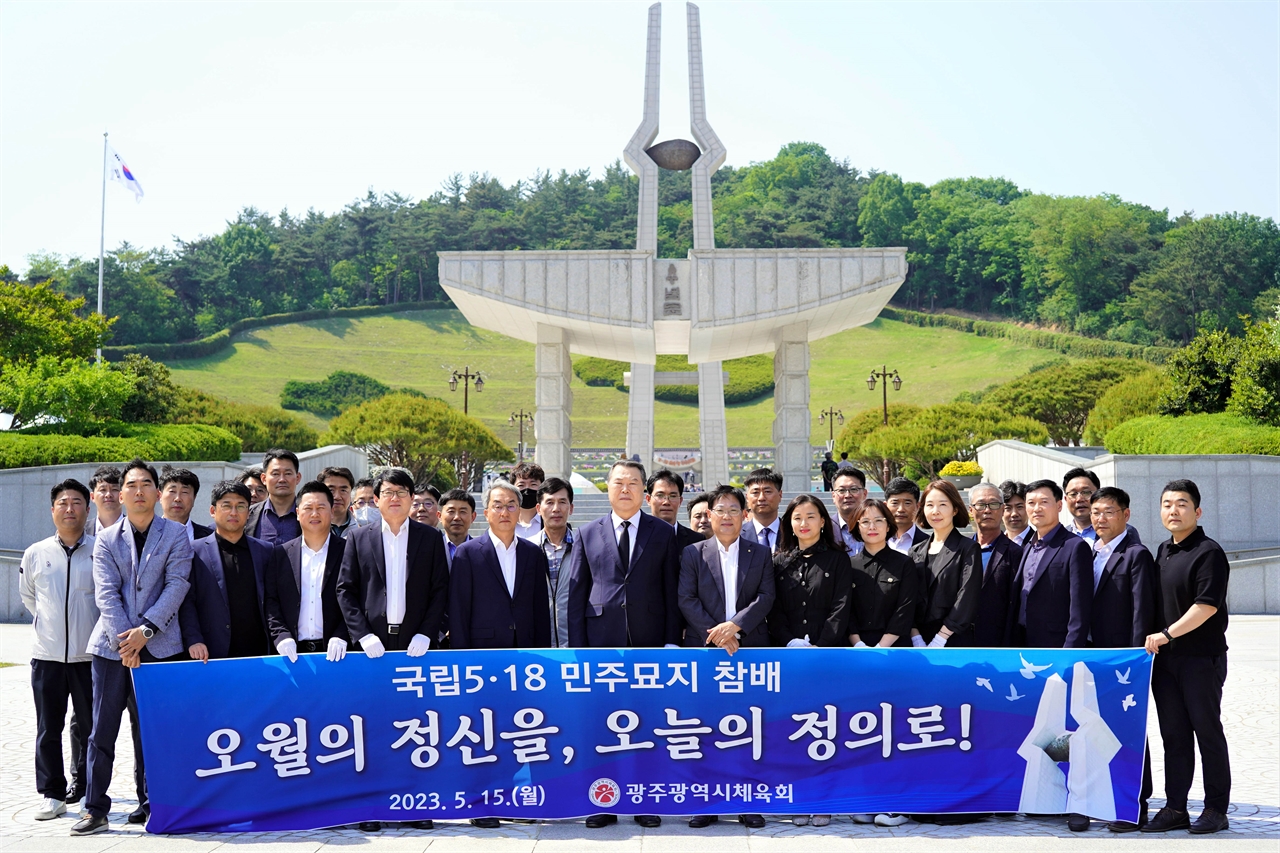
[166,310,1069,447]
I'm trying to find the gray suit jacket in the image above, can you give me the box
[89,514,193,660]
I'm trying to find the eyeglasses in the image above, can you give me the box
[710,507,742,517]
[857,517,889,528]
[1090,508,1123,520]
[834,487,866,496]
[379,489,411,501]
[488,504,520,514]
[1065,490,1095,500]
[971,502,1003,512]
[352,498,377,508]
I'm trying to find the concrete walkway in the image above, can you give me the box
[1,619,1276,852]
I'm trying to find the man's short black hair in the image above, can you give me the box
[354,477,375,491]
[89,465,121,490]
[1091,486,1130,510]
[646,469,684,495]
[262,448,300,473]
[744,467,783,490]
[240,466,264,484]
[1062,467,1100,491]
[297,480,334,506]
[832,468,867,488]
[510,461,545,483]
[210,480,253,505]
[1026,479,1064,500]
[319,466,355,489]
[687,492,711,518]
[538,477,574,506]
[441,488,476,511]
[998,480,1027,502]
[884,476,920,501]
[51,478,90,506]
[159,466,200,496]
[1162,479,1202,509]
[707,484,747,511]
[375,467,415,496]
[608,459,647,483]
[120,458,159,489]
[414,484,442,501]
[840,452,849,460]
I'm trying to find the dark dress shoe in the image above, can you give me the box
[127,806,149,825]
[1189,807,1229,834]
[739,814,766,828]
[1067,813,1090,832]
[688,815,718,828]
[471,818,501,828]
[1108,811,1147,833]
[1141,807,1190,833]
[70,814,109,836]
[634,814,661,828]
[585,814,618,828]
[359,821,382,832]
[66,788,84,805]
[408,819,434,829]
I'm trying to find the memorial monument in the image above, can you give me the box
[439,2,907,486]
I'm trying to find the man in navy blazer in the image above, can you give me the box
[264,481,350,661]
[968,483,1021,646]
[1008,479,1093,649]
[180,481,273,661]
[450,482,551,651]
[565,460,679,829]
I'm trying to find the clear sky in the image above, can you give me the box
[2,1,1276,274]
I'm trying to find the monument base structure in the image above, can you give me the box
[438,3,906,487]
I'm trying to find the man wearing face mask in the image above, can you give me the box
[349,479,381,530]
[511,462,545,540]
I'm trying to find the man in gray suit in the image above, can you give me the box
[72,459,192,837]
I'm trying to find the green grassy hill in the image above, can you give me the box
[165,309,1072,447]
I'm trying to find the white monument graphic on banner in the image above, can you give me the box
[439,3,907,484]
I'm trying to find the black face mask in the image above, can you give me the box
[519,488,538,510]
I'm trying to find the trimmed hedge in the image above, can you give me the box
[881,307,1173,364]
[1104,413,1280,455]
[101,301,451,362]
[572,355,774,403]
[281,371,392,417]
[173,388,318,452]
[0,424,242,469]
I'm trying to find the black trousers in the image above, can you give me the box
[1151,652,1231,812]
[68,691,145,803]
[85,652,154,819]
[31,659,92,800]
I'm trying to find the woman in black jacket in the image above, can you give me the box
[847,499,918,648]
[767,495,853,649]
[909,479,982,648]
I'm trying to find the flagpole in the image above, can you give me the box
[97,132,107,364]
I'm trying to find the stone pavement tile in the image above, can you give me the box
[0,837,128,853]
[414,836,535,853]
[103,837,225,853]
[308,832,432,852]
[639,819,752,853]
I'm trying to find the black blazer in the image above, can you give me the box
[973,534,1021,647]
[675,523,704,552]
[565,511,680,648]
[1007,524,1094,649]
[678,537,775,648]
[909,528,983,642]
[767,544,853,647]
[191,521,214,541]
[263,534,349,647]
[849,545,918,646]
[179,534,273,659]
[336,519,449,651]
[1091,528,1156,648]
[449,535,551,649]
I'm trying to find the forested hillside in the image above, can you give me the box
[11,142,1279,348]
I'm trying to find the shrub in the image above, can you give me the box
[939,460,983,477]
[0,356,136,431]
[1082,368,1169,445]
[860,402,1047,481]
[111,354,180,423]
[1103,413,1280,455]
[0,423,242,469]
[1158,328,1241,416]
[172,387,318,452]
[1227,318,1280,426]
[984,358,1152,446]
[281,371,392,417]
[571,354,774,404]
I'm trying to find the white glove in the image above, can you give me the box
[853,640,868,649]
[928,634,948,648]
[326,637,347,662]
[663,644,680,649]
[911,634,926,648]
[406,634,431,657]
[360,634,385,658]
[276,637,298,663]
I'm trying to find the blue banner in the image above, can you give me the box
[132,647,1153,833]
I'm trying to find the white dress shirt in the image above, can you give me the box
[94,515,121,536]
[836,517,864,556]
[1091,529,1127,592]
[717,538,740,624]
[515,514,543,540]
[381,519,409,624]
[610,511,640,563]
[888,524,918,555]
[299,538,329,640]
[1011,527,1031,547]
[750,518,780,552]
[488,530,519,597]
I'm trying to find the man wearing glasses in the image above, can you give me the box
[831,469,868,554]
[1062,468,1100,544]
[966,483,1020,647]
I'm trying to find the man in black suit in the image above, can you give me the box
[565,460,680,829]
[646,469,703,554]
[967,483,1020,646]
[159,467,213,543]
[1008,479,1093,649]
[1087,487,1156,833]
[336,467,447,833]
[180,480,274,662]
[264,481,351,663]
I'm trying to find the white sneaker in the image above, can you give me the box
[793,815,810,826]
[875,813,909,826]
[811,815,831,827]
[34,798,66,820]
[852,814,875,823]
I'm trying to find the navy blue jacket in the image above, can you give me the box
[1007,524,1094,648]
[973,533,1021,647]
[179,533,273,659]
[336,519,449,652]
[1090,527,1156,648]
[449,534,551,649]
[678,536,776,648]
[263,534,349,647]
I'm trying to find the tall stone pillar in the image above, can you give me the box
[772,322,812,493]
[626,362,655,470]
[534,323,573,479]
[698,361,730,487]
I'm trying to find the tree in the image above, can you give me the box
[1227,314,1280,426]
[111,355,180,423]
[280,371,393,417]
[984,358,1152,445]
[172,387,318,452]
[0,357,136,431]
[1158,329,1242,416]
[322,393,513,489]
[834,403,922,488]
[0,280,112,364]
[1082,368,1169,445]
[859,402,1047,481]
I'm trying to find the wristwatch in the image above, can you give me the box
[140,625,155,640]
[1160,628,1173,643]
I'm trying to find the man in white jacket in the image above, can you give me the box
[19,479,99,821]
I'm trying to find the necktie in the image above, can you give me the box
[618,520,631,575]
[761,527,772,551]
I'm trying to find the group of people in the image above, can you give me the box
[21,451,1232,837]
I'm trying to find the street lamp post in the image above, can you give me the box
[817,406,844,445]
[866,365,903,486]
[510,409,534,461]
[449,366,484,415]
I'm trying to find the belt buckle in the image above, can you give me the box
[388,624,400,635]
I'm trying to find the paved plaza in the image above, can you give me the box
[1,619,1275,852]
